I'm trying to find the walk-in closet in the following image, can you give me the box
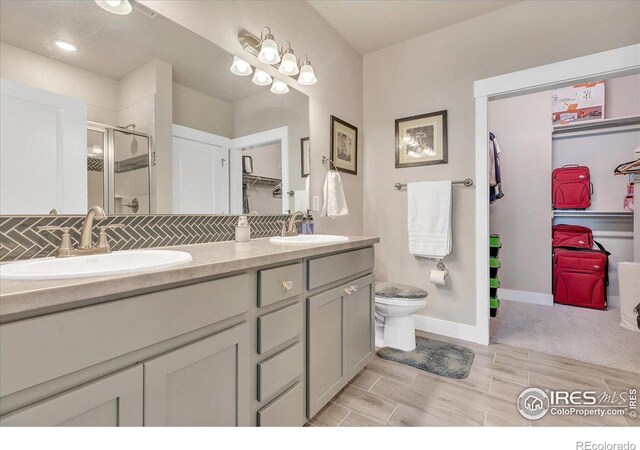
[487,74,640,373]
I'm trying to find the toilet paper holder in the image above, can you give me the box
[436,262,447,272]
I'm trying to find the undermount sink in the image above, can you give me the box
[269,235,349,245]
[0,249,193,281]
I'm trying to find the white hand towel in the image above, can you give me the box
[407,181,452,259]
[322,170,348,217]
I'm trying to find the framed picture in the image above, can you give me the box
[395,110,448,168]
[300,137,310,177]
[330,115,358,175]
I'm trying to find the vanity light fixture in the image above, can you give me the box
[230,56,253,76]
[270,79,289,95]
[257,27,281,65]
[94,0,133,15]
[252,68,272,86]
[297,55,317,86]
[278,42,299,76]
[55,41,77,52]
[238,27,318,85]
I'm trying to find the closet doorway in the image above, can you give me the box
[473,44,640,369]
[486,76,639,372]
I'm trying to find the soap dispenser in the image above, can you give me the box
[235,215,251,242]
[301,211,315,235]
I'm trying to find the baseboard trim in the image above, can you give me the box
[413,314,485,344]
[499,289,553,306]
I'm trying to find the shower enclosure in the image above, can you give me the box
[87,122,152,214]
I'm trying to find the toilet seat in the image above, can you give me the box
[375,296,427,306]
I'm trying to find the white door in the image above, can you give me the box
[172,131,229,214]
[0,78,87,214]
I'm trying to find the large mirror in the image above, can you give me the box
[0,0,310,215]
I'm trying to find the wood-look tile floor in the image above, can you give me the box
[307,331,640,427]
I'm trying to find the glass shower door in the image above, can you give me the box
[112,129,151,214]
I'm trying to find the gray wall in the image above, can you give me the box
[142,0,364,235]
[363,0,640,326]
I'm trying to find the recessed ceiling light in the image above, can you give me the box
[55,41,77,52]
[95,0,133,15]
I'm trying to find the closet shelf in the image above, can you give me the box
[552,210,633,219]
[552,115,640,135]
[242,174,282,188]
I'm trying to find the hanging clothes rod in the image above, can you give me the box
[394,178,474,190]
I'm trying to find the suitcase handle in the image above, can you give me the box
[590,182,594,195]
[561,164,580,168]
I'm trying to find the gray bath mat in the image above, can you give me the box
[377,336,475,379]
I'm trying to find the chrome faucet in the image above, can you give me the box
[279,211,305,237]
[38,206,124,258]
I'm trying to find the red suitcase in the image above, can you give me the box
[552,224,593,249]
[552,165,592,209]
[553,242,609,310]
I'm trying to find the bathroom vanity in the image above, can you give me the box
[0,237,378,426]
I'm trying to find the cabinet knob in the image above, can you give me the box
[351,285,358,292]
[281,280,293,290]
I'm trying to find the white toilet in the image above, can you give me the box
[374,281,428,351]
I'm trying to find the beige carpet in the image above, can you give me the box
[490,300,640,373]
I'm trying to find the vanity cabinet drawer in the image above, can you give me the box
[257,342,303,402]
[307,247,374,290]
[258,263,303,308]
[257,303,303,354]
[256,381,304,427]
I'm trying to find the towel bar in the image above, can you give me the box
[394,178,473,190]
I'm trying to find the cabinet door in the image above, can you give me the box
[346,275,375,378]
[307,286,348,418]
[144,323,250,426]
[0,365,142,427]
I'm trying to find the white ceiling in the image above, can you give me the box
[0,0,265,102]
[307,0,519,55]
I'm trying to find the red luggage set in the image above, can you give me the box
[552,165,609,310]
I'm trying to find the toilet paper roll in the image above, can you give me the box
[430,269,448,286]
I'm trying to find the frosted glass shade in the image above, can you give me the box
[258,38,281,64]
[252,69,272,86]
[230,56,253,76]
[94,0,132,15]
[279,52,299,76]
[270,79,289,94]
[298,63,317,85]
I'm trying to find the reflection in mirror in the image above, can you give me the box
[0,0,309,216]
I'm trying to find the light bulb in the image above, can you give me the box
[258,38,281,64]
[252,68,272,86]
[270,79,289,94]
[230,56,253,76]
[279,52,299,76]
[298,62,317,85]
[55,41,77,52]
[95,0,132,14]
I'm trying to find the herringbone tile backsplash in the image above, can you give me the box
[0,214,289,262]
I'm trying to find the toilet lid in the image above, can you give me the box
[375,281,428,300]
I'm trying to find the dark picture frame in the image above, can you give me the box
[330,115,358,175]
[395,110,448,168]
[300,137,310,177]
